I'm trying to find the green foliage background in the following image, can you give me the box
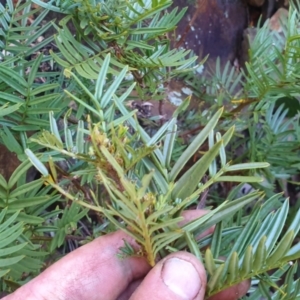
[0,0,299,298]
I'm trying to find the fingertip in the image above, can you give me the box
[130,252,206,300]
[161,257,203,299]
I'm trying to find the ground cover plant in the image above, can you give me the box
[0,0,300,298]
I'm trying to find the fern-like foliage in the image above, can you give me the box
[201,196,300,297]
[26,55,275,274]
[48,202,89,252]
[0,209,27,279]
[0,161,57,287]
[0,0,299,298]
[243,8,300,105]
[24,54,300,297]
[0,154,91,288]
[246,261,300,299]
[35,0,199,101]
[242,7,300,179]
[248,101,300,180]
[184,6,300,183]
[0,0,53,57]
[0,0,66,138]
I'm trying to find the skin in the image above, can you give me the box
[3,210,250,300]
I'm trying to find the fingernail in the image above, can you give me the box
[162,257,202,300]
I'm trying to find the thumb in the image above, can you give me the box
[130,252,206,300]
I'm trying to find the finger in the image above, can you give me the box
[180,209,210,225]
[130,252,206,300]
[4,231,151,300]
[180,210,215,239]
[207,279,251,300]
[118,210,213,300]
[117,279,143,300]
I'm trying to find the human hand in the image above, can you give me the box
[3,211,250,300]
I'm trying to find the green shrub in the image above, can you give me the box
[0,0,299,298]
